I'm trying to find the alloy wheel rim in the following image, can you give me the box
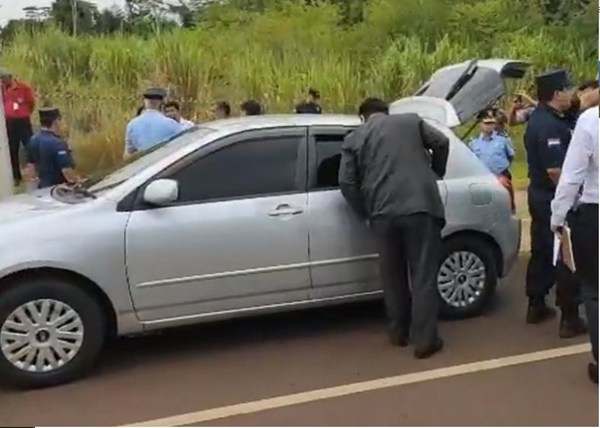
[437,251,487,308]
[0,299,84,373]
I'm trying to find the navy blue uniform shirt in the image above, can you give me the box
[524,104,572,191]
[295,101,322,114]
[28,129,75,189]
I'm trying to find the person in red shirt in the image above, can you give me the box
[1,69,36,186]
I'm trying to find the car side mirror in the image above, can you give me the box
[143,179,179,206]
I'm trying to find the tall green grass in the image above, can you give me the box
[1,0,596,182]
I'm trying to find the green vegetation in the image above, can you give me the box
[1,0,597,185]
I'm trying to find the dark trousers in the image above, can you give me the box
[372,213,442,349]
[526,186,580,311]
[570,204,599,362]
[6,117,33,182]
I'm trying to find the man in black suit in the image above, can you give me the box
[339,98,450,359]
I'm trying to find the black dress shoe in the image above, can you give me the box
[559,317,587,338]
[588,363,598,384]
[526,301,556,324]
[414,338,444,359]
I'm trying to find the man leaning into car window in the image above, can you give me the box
[339,97,450,360]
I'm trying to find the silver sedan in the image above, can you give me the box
[0,59,525,388]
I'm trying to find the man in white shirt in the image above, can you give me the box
[164,101,195,129]
[551,106,599,384]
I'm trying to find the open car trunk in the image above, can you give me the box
[389,59,531,127]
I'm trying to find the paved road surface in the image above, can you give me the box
[0,258,597,426]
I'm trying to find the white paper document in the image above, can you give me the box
[552,226,576,272]
[553,235,560,266]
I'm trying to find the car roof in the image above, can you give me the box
[203,114,362,132]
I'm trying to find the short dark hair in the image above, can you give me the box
[40,116,56,128]
[578,80,599,91]
[358,97,388,119]
[308,88,320,99]
[216,101,231,116]
[537,87,556,104]
[476,109,495,121]
[163,101,181,111]
[568,93,581,113]
[241,99,262,116]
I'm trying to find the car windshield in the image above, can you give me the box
[87,126,215,193]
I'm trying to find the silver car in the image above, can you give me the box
[0,59,525,388]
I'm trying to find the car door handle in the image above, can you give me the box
[268,204,304,216]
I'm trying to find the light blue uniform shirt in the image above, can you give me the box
[468,132,515,175]
[125,109,182,155]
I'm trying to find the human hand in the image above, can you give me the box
[516,92,536,107]
[512,95,524,109]
[551,223,563,238]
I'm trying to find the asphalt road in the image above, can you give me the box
[0,257,597,427]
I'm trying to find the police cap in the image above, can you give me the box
[535,69,573,93]
[38,107,61,123]
[143,87,167,100]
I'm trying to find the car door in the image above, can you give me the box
[306,126,448,300]
[306,126,378,300]
[124,127,312,323]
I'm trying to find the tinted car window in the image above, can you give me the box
[171,136,302,203]
[314,134,346,189]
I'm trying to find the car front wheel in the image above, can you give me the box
[437,237,498,318]
[0,277,106,389]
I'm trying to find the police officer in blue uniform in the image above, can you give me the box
[524,70,586,334]
[124,87,182,159]
[27,107,80,189]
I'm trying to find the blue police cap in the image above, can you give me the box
[38,107,61,123]
[535,69,574,93]
[143,87,167,100]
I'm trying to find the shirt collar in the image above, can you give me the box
[141,109,164,116]
[478,132,496,141]
[367,112,387,122]
[40,128,60,138]
[541,103,566,118]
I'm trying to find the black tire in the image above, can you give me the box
[0,277,106,389]
[438,236,498,319]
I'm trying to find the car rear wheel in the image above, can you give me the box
[0,277,106,389]
[437,237,498,318]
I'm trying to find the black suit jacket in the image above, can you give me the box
[338,113,449,224]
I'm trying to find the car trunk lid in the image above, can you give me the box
[390,58,530,127]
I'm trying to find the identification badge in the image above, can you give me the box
[547,138,561,147]
[12,102,19,111]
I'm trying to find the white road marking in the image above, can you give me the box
[125,343,590,427]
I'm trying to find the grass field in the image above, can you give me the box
[1,0,596,185]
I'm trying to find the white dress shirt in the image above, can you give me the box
[551,106,599,227]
